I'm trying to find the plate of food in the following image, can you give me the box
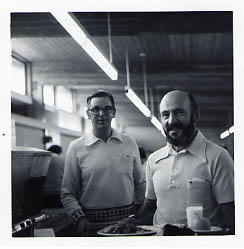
[97,217,156,236]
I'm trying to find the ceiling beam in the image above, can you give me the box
[32,69,233,90]
[11,12,232,38]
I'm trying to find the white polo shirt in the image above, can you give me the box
[145,131,234,226]
[61,129,146,219]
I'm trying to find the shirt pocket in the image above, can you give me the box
[116,153,134,175]
[187,178,211,207]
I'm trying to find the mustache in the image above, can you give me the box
[164,117,197,147]
[166,123,185,130]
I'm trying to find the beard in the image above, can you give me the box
[164,116,197,148]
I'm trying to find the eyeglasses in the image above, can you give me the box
[89,106,113,115]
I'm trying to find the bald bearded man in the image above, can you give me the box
[137,90,234,234]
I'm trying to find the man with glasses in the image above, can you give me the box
[61,90,145,236]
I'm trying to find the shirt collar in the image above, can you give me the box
[155,130,207,163]
[109,129,123,143]
[184,131,207,163]
[84,128,123,146]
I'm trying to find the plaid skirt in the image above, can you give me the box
[83,203,135,223]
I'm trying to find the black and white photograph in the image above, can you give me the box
[1,1,244,248]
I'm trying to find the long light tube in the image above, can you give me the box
[51,11,118,80]
[220,130,230,139]
[220,125,234,139]
[229,126,234,134]
[151,116,162,132]
[126,88,151,117]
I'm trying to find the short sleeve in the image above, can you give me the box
[212,149,234,204]
[131,138,146,204]
[145,159,157,200]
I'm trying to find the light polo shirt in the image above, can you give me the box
[61,129,146,219]
[145,131,234,226]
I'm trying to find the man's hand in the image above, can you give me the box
[76,216,92,236]
[136,198,157,225]
[219,201,235,234]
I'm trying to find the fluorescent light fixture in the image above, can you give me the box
[51,11,118,80]
[220,125,234,139]
[229,126,234,134]
[151,116,162,132]
[126,88,151,117]
[220,130,230,139]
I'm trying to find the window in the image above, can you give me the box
[43,85,55,107]
[11,57,26,95]
[56,86,73,113]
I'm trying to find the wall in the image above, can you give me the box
[43,108,82,151]
[12,80,83,153]
[60,134,79,156]
[125,125,234,159]
[201,127,234,158]
[57,110,82,132]
[12,114,81,155]
[124,126,166,154]
[15,123,45,149]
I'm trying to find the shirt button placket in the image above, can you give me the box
[169,179,176,188]
[169,156,177,188]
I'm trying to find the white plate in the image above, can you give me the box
[193,226,222,234]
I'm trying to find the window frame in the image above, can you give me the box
[11,52,32,104]
[43,84,56,112]
[55,86,74,113]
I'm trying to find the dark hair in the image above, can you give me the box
[47,145,62,154]
[87,90,115,110]
[188,93,200,122]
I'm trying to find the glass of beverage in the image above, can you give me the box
[186,205,203,228]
